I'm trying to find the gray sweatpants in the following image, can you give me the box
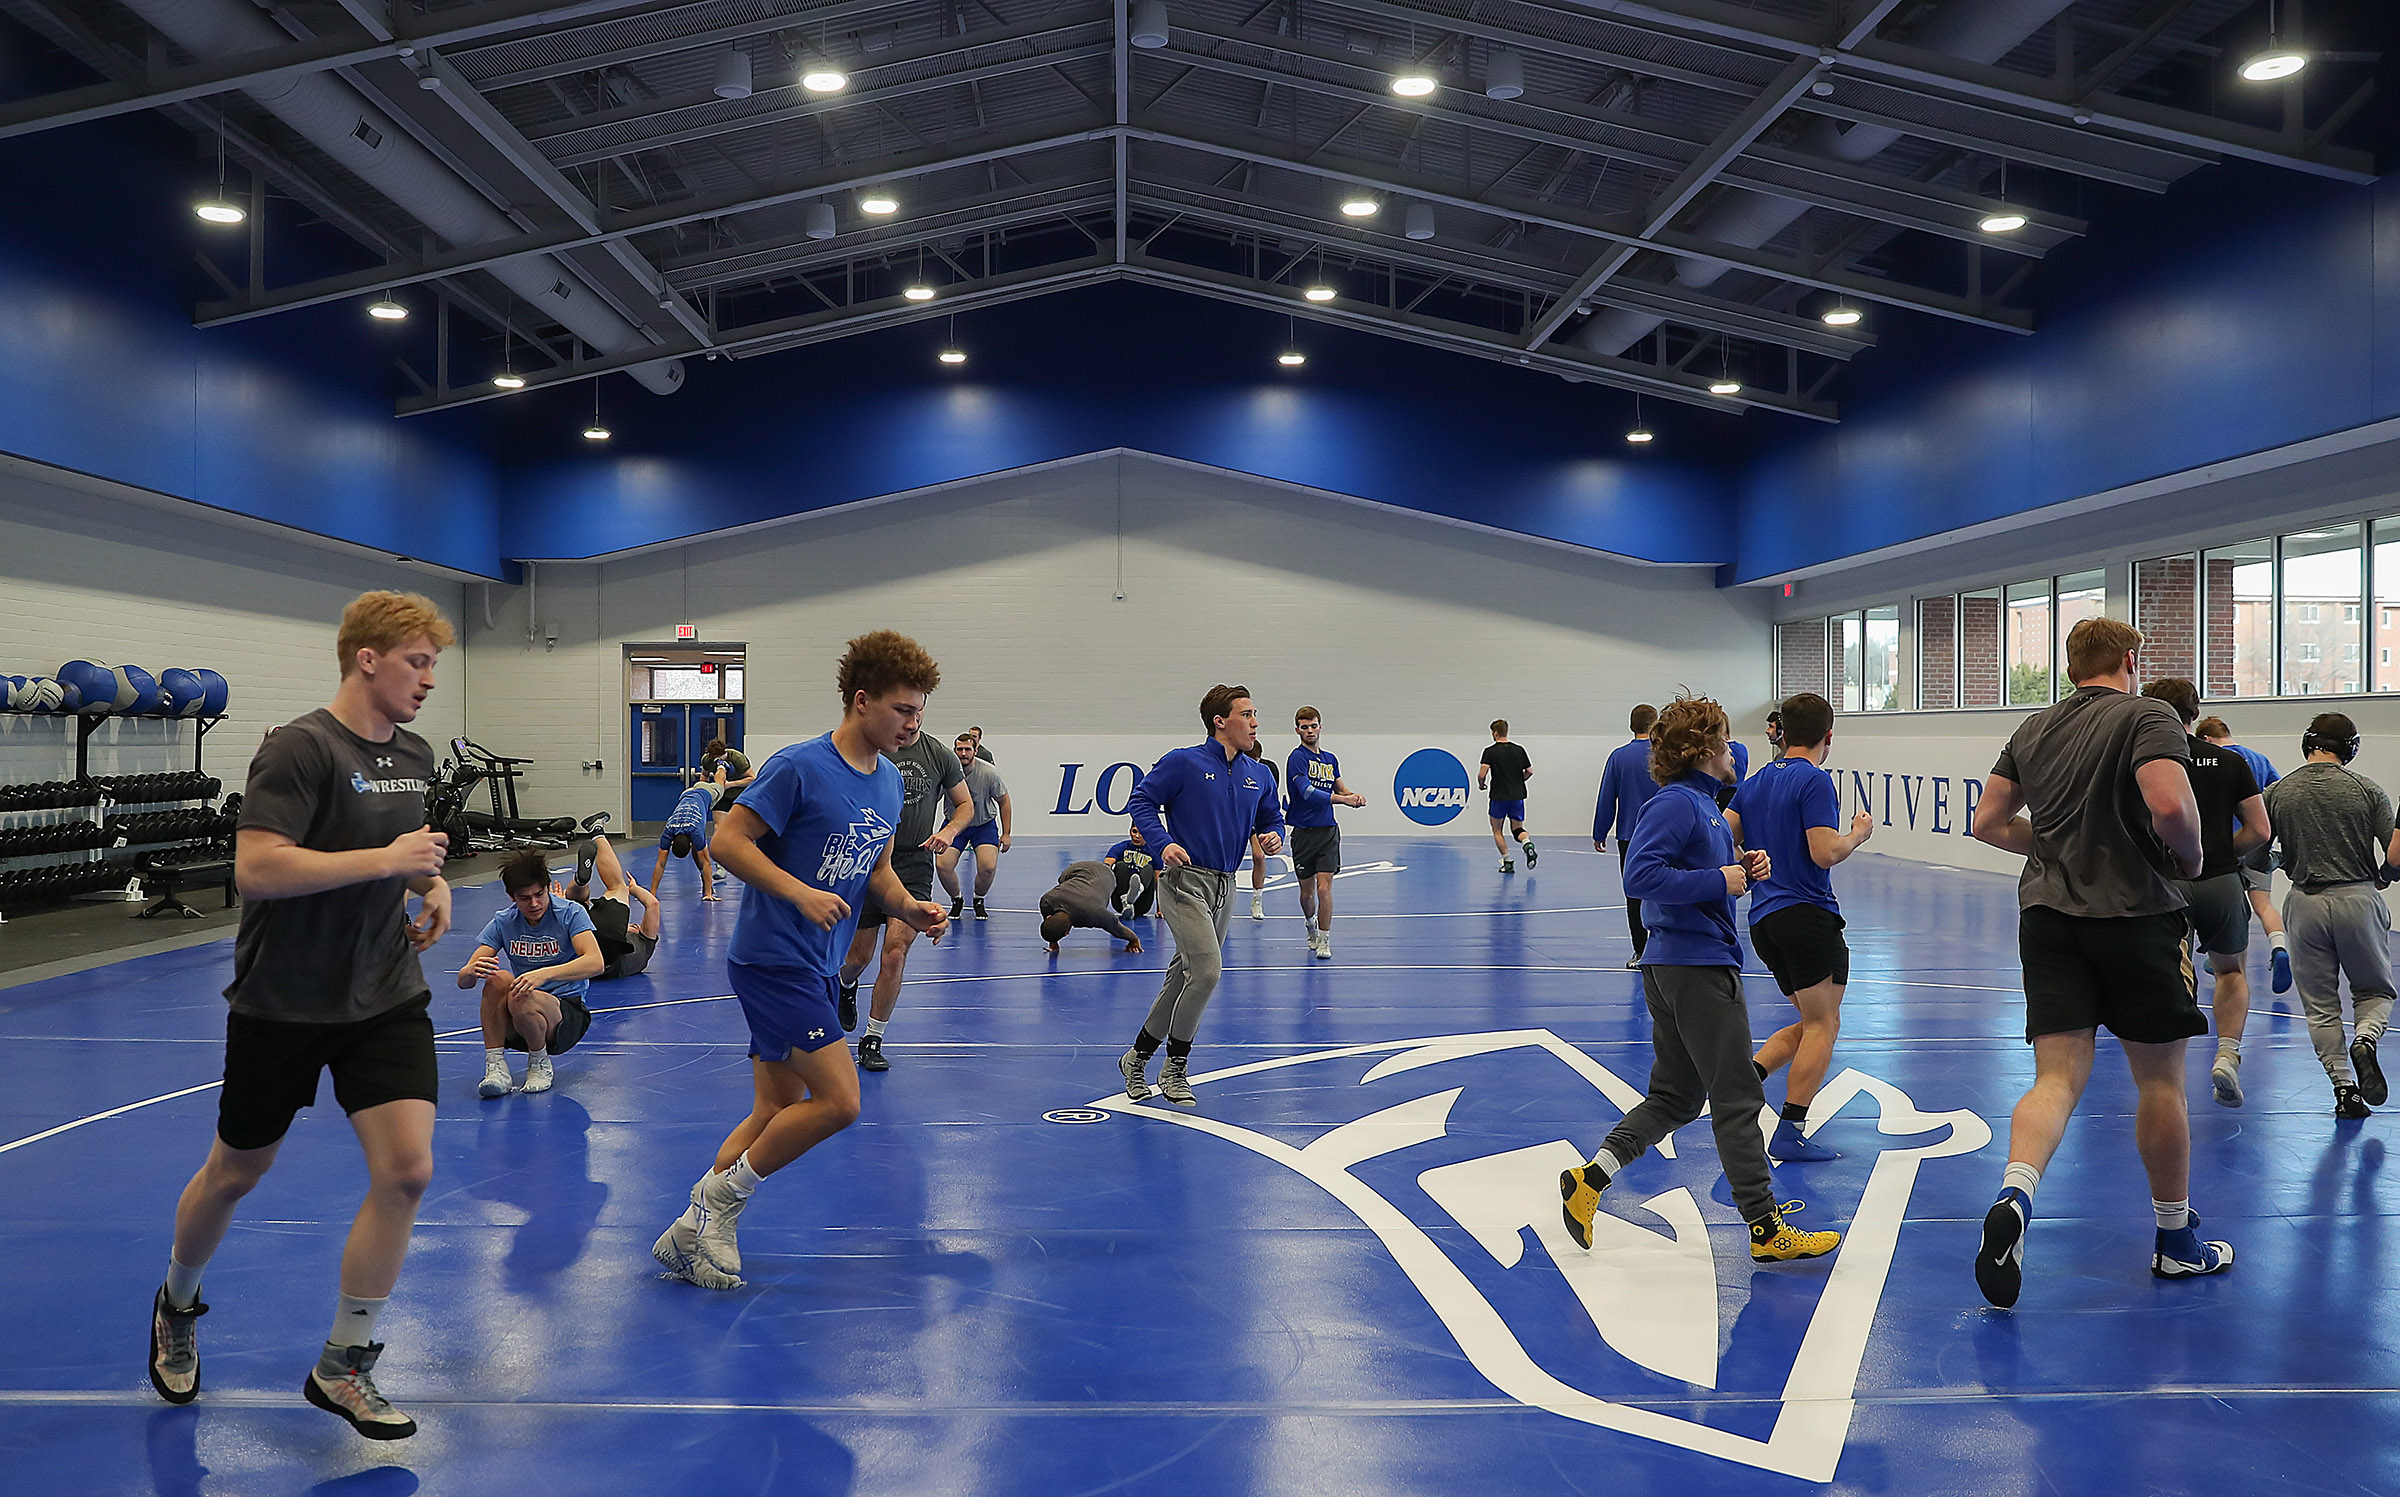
[1142,866,1235,1044]
[2284,882,2396,1086]
[1600,965,1776,1224]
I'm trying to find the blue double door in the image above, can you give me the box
[630,703,744,824]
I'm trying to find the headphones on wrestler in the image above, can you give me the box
[2303,726,2362,763]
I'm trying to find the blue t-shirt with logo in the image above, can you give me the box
[1106,839,1157,874]
[1286,745,1341,829]
[1729,755,1842,922]
[729,734,903,974]
[476,898,598,1004]
[665,783,717,834]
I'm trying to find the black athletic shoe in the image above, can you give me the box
[973,899,988,920]
[2335,1084,2372,1119]
[838,980,859,1033]
[2352,1037,2387,1107]
[858,1034,889,1072]
[1524,841,1539,868]
[948,897,964,920]
[573,840,597,891]
[304,1342,416,1439]
[149,1285,206,1405]
[1975,1188,2030,1309]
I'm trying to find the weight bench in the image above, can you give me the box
[138,854,237,920]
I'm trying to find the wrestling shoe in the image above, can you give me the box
[1119,1047,1153,1103]
[652,1186,741,1291]
[857,1034,889,1072]
[1249,892,1265,921]
[1975,1187,2031,1308]
[2152,1215,2235,1280]
[838,979,859,1033]
[523,1053,553,1094]
[573,840,597,891]
[1749,1203,1839,1263]
[1524,840,1539,868]
[304,1343,416,1440]
[1313,931,1332,961]
[477,1054,512,1099]
[949,896,964,919]
[148,1285,206,1405]
[1558,1162,1609,1250]
[1157,1057,1198,1107]
[1499,858,1514,874]
[2210,1052,2244,1108]
[693,1169,749,1280]
[1768,1118,1840,1163]
[2335,1084,2373,1119]
[973,898,988,921]
[1623,956,1641,970]
[2271,945,2293,994]
[2352,1036,2387,1107]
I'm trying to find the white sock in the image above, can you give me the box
[165,1255,207,1310]
[2153,1198,2191,1231]
[2218,1034,2242,1060]
[2271,931,2288,952]
[1591,1147,1627,1179]
[864,1017,888,1039]
[2001,1161,2041,1200]
[484,1046,507,1069]
[723,1152,764,1198]
[530,1046,549,1060]
[329,1292,386,1349]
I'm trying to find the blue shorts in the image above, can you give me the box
[1489,799,1526,823]
[659,820,710,852]
[726,961,846,1061]
[957,821,1000,851]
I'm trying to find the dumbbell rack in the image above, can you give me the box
[0,715,228,924]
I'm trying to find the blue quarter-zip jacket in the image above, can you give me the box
[1591,737,1659,843]
[1625,768,1745,967]
[1129,740,1287,874]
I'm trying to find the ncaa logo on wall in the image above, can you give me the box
[1393,748,1471,825]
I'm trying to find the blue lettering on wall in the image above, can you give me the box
[1095,762,1143,817]
[1931,777,1951,834]
[1057,762,1147,815]
[1849,771,1874,821]
[1900,775,1922,829]
[1053,764,1092,815]
[1965,777,1984,828]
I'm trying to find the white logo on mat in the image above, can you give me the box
[1082,1029,1987,1482]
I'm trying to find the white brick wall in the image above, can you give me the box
[0,462,468,796]
[468,454,1773,835]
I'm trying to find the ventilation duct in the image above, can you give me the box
[1570,0,2075,358]
[122,0,684,394]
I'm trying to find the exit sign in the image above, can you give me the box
[675,624,698,640]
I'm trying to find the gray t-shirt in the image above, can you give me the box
[1990,685,2191,918]
[225,709,435,1022]
[2266,763,2395,891]
[1040,861,1136,940]
[962,759,1008,827]
[886,731,967,854]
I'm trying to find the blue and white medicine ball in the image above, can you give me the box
[0,676,24,711]
[51,679,81,715]
[195,668,229,718]
[119,665,161,716]
[26,677,66,713]
[159,668,207,718]
[58,660,129,715]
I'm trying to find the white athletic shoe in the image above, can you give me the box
[1313,931,1332,961]
[1250,893,1265,921]
[693,1170,750,1280]
[2211,1053,2243,1108]
[653,1187,741,1291]
[523,1053,554,1093]
[477,1056,512,1099]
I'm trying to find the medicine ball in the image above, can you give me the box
[58,660,127,715]
[159,668,207,718]
[0,676,24,711]
[24,677,66,714]
[195,668,230,718]
[119,665,161,716]
[50,679,80,715]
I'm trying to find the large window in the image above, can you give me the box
[2054,572,2105,690]
[2204,539,2275,698]
[2006,580,2052,704]
[2281,525,2362,695]
[1862,605,1900,711]
[2376,516,2400,693]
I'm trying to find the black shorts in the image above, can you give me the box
[506,993,592,1055]
[1290,825,1342,879]
[606,932,656,979]
[1749,904,1850,995]
[862,851,935,926]
[2177,872,2251,956]
[2018,906,2205,1044]
[587,895,656,979]
[218,995,438,1150]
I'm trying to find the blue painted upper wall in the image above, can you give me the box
[1733,162,2400,583]
[0,39,506,580]
[494,283,1743,566]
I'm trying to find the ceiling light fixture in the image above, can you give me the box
[1130,0,1169,50]
[195,113,246,225]
[2239,2,2306,81]
[583,381,610,441]
[712,47,754,100]
[859,191,899,215]
[1339,193,1379,218]
[367,294,408,321]
[1304,284,1336,302]
[798,52,850,93]
[1278,314,1306,367]
[904,284,935,301]
[1978,211,2027,233]
[938,313,966,364]
[1626,397,1654,444]
[493,372,527,390]
[1391,67,1437,98]
[1484,48,1524,101]
[1821,303,1862,327]
[1709,378,1741,396]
